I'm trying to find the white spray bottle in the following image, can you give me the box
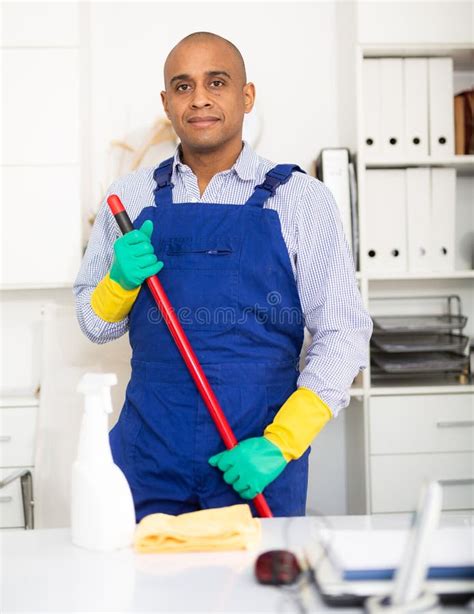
[71,373,136,551]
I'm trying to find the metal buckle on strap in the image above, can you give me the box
[153,162,173,189]
[258,175,282,196]
[155,179,174,190]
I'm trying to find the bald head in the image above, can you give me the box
[163,32,247,88]
[160,31,255,157]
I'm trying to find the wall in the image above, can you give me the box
[357,0,473,45]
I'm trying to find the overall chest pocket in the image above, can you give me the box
[156,237,240,332]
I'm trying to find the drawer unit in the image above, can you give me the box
[0,405,38,467]
[370,452,474,513]
[370,394,474,455]
[0,398,38,529]
[0,467,34,528]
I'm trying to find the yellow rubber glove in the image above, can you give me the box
[263,387,332,461]
[91,272,141,323]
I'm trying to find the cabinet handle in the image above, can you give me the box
[439,479,474,487]
[436,421,474,429]
[0,496,13,503]
[0,436,12,442]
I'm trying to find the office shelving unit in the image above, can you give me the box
[346,43,474,514]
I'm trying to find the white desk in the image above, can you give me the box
[1,514,472,612]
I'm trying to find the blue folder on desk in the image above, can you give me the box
[344,565,474,581]
[324,526,473,580]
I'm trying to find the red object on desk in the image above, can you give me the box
[255,550,301,585]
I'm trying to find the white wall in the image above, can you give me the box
[357,0,473,45]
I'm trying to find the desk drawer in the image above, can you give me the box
[0,406,37,467]
[370,394,474,454]
[370,452,474,513]
[0,467,33,528]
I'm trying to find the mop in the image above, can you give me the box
[107,195,273,518]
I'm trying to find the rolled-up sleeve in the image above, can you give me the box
[73,181,130,344]
[295,179,373,416]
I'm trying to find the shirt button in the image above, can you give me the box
[190,197,198,203]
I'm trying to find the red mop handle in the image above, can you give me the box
[107,194,273,519]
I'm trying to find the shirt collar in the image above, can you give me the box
[173,141,258,181]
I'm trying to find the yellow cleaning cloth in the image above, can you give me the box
[134,504,261,553]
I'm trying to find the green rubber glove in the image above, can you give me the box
[110,220,163,290]
[209,437,287,500]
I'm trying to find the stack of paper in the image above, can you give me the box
[315,148,359,268]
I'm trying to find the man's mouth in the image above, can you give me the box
[187,116,221,128]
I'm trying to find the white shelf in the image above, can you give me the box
[370,384,474,396]
[0,394,39,408]
[0,283,74,291]
[365,155,474,174]
[361,44,474,70]
[366,270,474,281]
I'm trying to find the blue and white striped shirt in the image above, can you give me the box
[74,142,372,416]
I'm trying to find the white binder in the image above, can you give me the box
[406,168,431,272]
[362,59,382,159]
[430,168,456,271]
[365,170,407,274]
[380,59,404,159]
[318,149,353,257]
[404,59,429,159]
[428,58,455,158]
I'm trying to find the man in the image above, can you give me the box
[74,32,372,520]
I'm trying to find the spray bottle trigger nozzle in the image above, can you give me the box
[77,373,117,395]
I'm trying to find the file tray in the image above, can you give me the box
[372,314,467,333]
[371,352,469,374]
[371,333,469,353]
[370,368,465,384]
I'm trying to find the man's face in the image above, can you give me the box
[161,39,255,153]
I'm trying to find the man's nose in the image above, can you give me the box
[190,83,213,108]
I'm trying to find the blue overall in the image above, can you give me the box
[109,158,308,521]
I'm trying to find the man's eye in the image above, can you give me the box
[177,84,190,91]
[211,80,224,87]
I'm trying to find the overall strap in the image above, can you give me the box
[153,157,174,205]
[245,164,305,208]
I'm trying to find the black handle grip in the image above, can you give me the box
[107,195,134,234]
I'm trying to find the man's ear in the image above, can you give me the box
[161,90,170,119]
[243,82,256,114]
